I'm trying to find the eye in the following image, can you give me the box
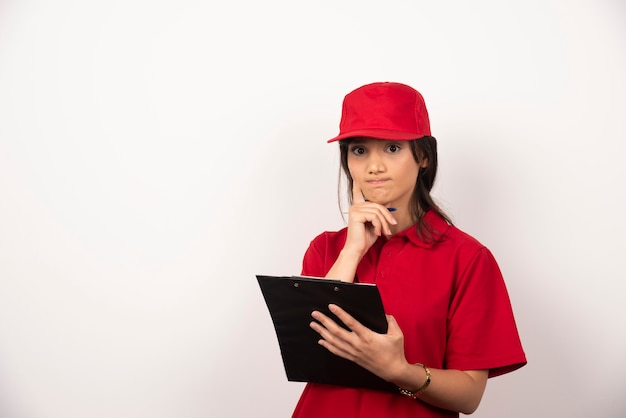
[387,143,401,153]
[350,146,366,155]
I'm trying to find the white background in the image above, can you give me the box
[1,0,625,417]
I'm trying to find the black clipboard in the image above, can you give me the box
[256,275,397,392]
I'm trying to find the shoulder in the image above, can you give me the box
[301,228,348,277]
[443,223,487,251]
[443,224,500,269]
[308,228,348,251]
[421,211,488,254]
[420,213,503,277]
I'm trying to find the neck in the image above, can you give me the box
[389,210,417,235]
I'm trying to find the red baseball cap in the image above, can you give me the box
[327,82,431,143]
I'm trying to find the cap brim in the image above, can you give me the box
[327,129,427,143]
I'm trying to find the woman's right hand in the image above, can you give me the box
[343,183,398,258]
[325,183,397,283]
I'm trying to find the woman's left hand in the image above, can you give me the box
[310,304,408,382]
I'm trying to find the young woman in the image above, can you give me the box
[292,82,526,417]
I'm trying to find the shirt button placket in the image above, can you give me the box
[378,243,393,281]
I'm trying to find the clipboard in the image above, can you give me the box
[256,275,397,392]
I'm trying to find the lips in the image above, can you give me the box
[366,179,390,186]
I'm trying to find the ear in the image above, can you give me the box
[419,157,429,169]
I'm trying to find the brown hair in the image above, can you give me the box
[338,136,452,241]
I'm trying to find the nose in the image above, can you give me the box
[367,150,385,174]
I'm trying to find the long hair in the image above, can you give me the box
[338,136,452,241]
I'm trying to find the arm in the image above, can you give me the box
[394,364,488,414]
[324,248,362,283]
[326,184,397,283]
[310,304,489,414]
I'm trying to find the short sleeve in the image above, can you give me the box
[301,237,326,277]
[300,230,347,278]
[445,247,527,377]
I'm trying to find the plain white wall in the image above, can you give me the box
[1,0,624,417]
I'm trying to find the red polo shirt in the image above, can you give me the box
[292,211,526,418]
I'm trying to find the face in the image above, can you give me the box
[347,138,424,210]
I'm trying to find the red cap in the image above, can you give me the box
[327,82,431,143]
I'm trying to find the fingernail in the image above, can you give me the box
[387,207,397,212]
